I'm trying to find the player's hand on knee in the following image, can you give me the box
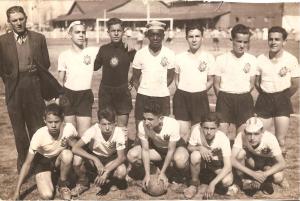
[200,147,212,162]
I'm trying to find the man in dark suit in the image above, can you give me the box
[0,6,50,172]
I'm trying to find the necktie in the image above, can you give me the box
[17,34,26,44]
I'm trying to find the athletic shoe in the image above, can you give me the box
[71,184,89,197]
[261,181,274,195]
[58,186,71,200]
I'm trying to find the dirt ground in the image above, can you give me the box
[0,38,299,200]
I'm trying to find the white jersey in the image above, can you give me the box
[29,123,78,158]
[81,124,126,157]
[58,46,98,91]
[189,125,231,157]
[233,131,282,158]
[132,45,175,97]
[175,50,215,92]
[257,50,300,93]
[138,116,180,149]
[214,52,257,93]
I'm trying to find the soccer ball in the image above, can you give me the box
[146,174,167,196]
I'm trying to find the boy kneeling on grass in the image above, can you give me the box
[72,107,127,196]
[231,116,288,195]
[13,103,78,200]
[183,112,234,199]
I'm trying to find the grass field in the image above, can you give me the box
[0,37,299,200]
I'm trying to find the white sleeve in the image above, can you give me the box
[132,50,142,69]
[167,51,176,69]
[256,55,262,76]
[115,129,126,151]
[268,133,282,156]
[81,126,94,144]
[28,131,40,154]
[63,123,78,138]
[169,120,180,142]
[290,56,300,78]
[214,55,223,76]
[138,121,148,141]
[189,125,200,146]
[220,134,231,157]
[249,56,258,76]
[174,55,181,74]
[58,52,67,72]
[233,132,243,149]
[207,53,216,76]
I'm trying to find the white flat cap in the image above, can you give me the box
[245,116,263,133]
[146,20,166,31]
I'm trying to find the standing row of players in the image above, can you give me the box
[14,17,299,200]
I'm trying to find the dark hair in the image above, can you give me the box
[44,103,64,120]
[6,6,27,22]
[231,24,250,39]
[268,26,288,40]
[97,107,116,122]
[107,18,123,30]
[143,101,162,116]
[185,23,204,37]
[200,112,221,127]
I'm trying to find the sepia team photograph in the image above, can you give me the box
[0,0,299,200]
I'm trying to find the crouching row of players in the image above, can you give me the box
[13,102,287,200]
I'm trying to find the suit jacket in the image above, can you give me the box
[0,30,51,103]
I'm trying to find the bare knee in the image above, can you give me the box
[127,146,141,164]
[222,172,234,187]
[273,172,284,184]
[190,151,201,165]
[60,149,73,164]
[173,147,189,169]
[39,190,54,200]
[114,164,127,179]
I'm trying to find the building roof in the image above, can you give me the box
[53,0,230,22]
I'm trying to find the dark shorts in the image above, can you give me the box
[63,88,94,117]
[245,150,276,171]
[173,89,210,123]
[213,38,219,43]
[216,91,254,127]
[255,88,293,118]
[98,84,132,115]
[32,153,58,174]
[135,93,170,121]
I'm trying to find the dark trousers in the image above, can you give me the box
[6,72,45,172]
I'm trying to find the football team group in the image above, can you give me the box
[0,5,298,200]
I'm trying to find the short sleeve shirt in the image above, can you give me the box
[175,50,215,92]
[94,43,136,87]
[29,123,78,158]
[189,125,231,157]
[81,124,126,157]
[257,50,300,93]
[58,47,98,91]
[214,52,257,93]
[233,131,282,158]
[138,116,180,149]
[132,46,175,97]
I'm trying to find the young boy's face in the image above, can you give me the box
[108,23,123,43]
[99,118,115,136]
[45,114,63,138]
[143,112,160,130]
[232,33,250,57]
[201,121,218,141]
[268,32,286,54]
[245,129,263,147]
[186,28,202,52]
[70,24,86,47]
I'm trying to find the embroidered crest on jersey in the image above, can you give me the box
[160,56,169,67]
[278,66,290,77]
[260,147,271,155]
[108,141,116,149]
[243,63,251,73]
[83,55,91,65]
[163,134,170,141]
[198,61,207,72]
[110,56,119,67]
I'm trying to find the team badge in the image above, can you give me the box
[160,56,169,68]
[83,55,91,65]
[108,141,116,149]
[110,56,119,67]
[278,66,289,77]
[243,63,251,73]
[198,61,207,72]
[163,134,170,141]
[261,147,271,155]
